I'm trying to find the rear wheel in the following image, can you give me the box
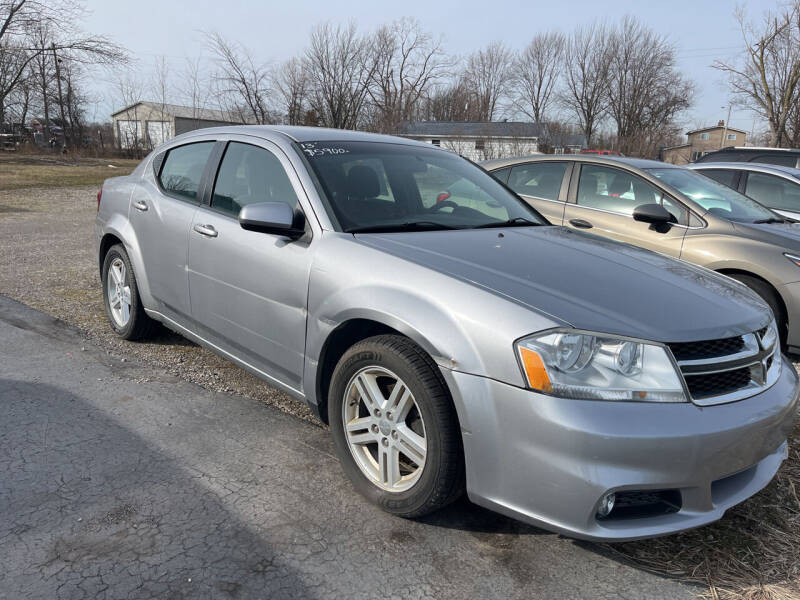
[729,274,787,348]
[102,244,157,340]
[328,335,464,518]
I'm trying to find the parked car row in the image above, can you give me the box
[96,126,797,543]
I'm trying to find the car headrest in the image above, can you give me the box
[346,165,380,199]
[609,176,632,196]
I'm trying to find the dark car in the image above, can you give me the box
[694,146,800,169]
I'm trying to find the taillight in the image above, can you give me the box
[97,185,102,211]
[436,191,451,203]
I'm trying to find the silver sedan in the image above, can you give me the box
[96,126,797,541]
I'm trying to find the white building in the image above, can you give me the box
[111,102,247,150]
[396,121,546,161]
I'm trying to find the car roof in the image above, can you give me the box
[171,124,430,147]
[481,154,676,171]
[711,146,800,154]
[688,162,800,178]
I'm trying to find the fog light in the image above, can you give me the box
[597,492,616,517]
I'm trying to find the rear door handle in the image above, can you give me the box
[193,223,218,238]
[569,218,593,229]
[133,200,148,212]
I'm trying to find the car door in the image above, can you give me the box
[562,163,688,257]
[505,161,571,224]
[187,137,313,391]
[743,171,800,219]
[129,140,216,319]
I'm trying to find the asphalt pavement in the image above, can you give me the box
[0,295,697,599]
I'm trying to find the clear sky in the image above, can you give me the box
[82,0,772,135]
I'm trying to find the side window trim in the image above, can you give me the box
[198,141,227,207]
[155,140,217,205]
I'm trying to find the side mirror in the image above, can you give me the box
[239,202,305,239]
[633,203,672,224]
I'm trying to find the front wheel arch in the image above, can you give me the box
[716,269,788,344]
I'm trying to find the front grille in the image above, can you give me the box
[667,336,744,361]
[684,367,752,399]
[666,329,777,405]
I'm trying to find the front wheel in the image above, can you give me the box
[328,335,464,518]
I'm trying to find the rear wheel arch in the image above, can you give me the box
[99,233,124,273]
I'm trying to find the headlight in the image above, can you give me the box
[516,330,687,402]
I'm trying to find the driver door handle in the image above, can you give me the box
[569,218,593,229]
[133,200,148,212]
[193,223,218,238]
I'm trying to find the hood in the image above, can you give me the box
[356,226,770,343]
[733,220,800,251]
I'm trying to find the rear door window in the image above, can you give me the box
[158,142,215,202]
[508,162,567,201]
[744,172,800,212]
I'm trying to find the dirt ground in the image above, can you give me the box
[0,182,798,599]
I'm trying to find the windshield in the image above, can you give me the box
[646,167,777,223]
[298,140,547,232]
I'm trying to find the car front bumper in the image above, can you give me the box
[441,355,798,542]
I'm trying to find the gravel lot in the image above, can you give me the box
[0,185,316,422]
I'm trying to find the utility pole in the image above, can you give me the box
[51,43,67,149]
[720,104,732,149]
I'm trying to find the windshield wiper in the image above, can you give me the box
[472,217,542,229]
[752,217,787,224]
[345,221,461,234]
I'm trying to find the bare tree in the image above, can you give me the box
[463,42,513,121]
[0,0,126,130]
[420,76,484,122]
[274,57,309,125]
[206,31,273,124]
[606,16,693,155]
[368,18,448,132]
[714,2,800,147]
[180,56,214,126]
[560,23,613,146]
[305,21,377,129]
[112,69,145,154]
[511,32,564,125]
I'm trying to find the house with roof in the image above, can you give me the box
[661,121,749,165]
[110,101,248,150]
[395,121,547,161]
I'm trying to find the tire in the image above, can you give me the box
[730,274,787,348]
[328,334,464,518]
[101,244,157,341]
